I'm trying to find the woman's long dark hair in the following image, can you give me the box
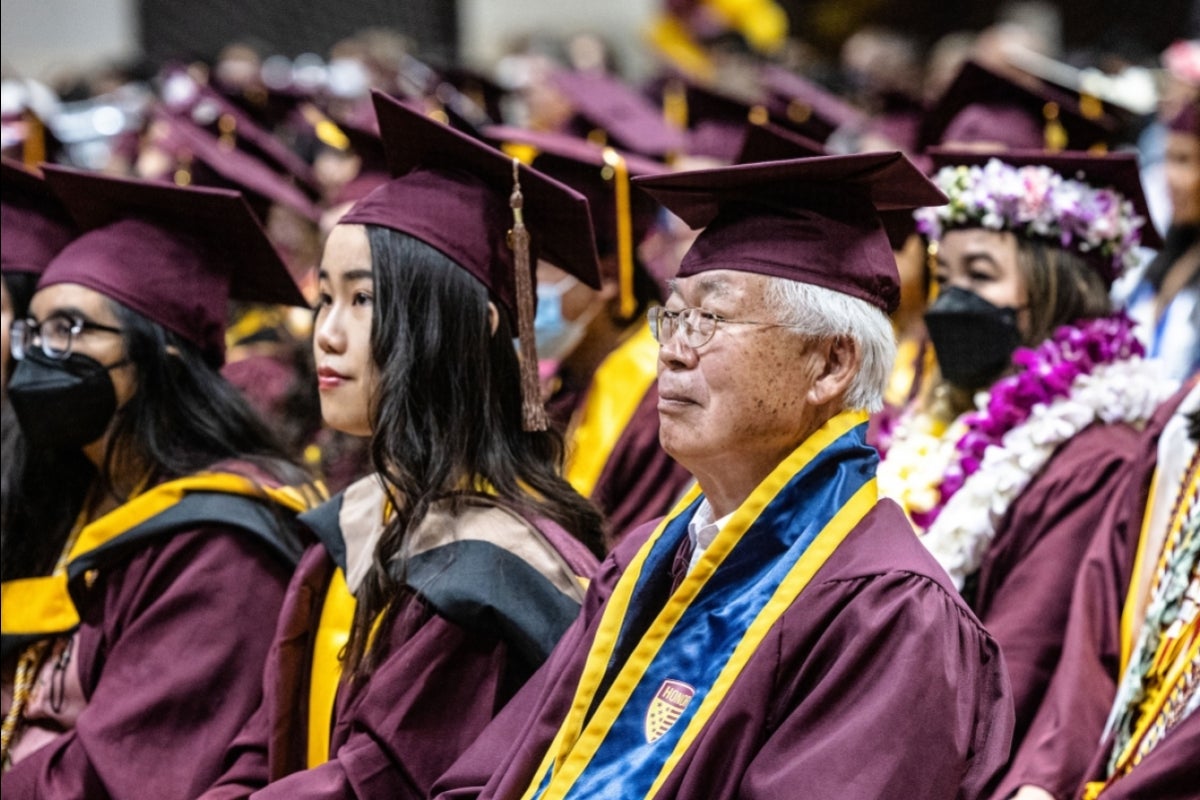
[343,225,605,676]
[100,299,310,494]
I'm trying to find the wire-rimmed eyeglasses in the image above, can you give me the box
[11,314,124,361]
[647,306,804,349]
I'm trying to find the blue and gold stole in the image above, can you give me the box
[522,410,878,800]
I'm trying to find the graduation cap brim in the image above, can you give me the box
[635,150,947,229]
[735,122,826,164]
[151,109,321,222]
[926,147,1163,249]
[550,70,687,158]
[40,164,306,307]
[919,60,1118,151]
[371,91,602,291]
[2,157,77,277]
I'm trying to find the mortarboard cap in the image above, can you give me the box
[483,124,667,316]
[39,165,306,365]
[634,151,948,314]
[160,69,319,196]
[550,70,687,159]
[921,148,1162,282]
[1,158,76,277]
[919,60,1117,152]
[141,109,321,222]
[344,92,602,318]
[341,92,604,429]
[735,121,826,164]
[759,65,866,143]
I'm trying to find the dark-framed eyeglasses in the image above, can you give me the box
[647,306,804,349]
[11,314,124,361]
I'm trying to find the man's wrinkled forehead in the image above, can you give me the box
[667,271,758,304]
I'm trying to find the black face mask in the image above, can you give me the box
[924,287,1023,391]
[8,349,122,450]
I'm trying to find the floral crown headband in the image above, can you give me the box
[913,158,1148,282]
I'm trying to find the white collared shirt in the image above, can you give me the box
[686,498,733,575]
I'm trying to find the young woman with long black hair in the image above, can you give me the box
[201,93,604,800]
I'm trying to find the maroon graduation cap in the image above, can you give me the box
[142,108,321,222]
[549,70,687,160]
[340,91,604,429]
[1,158,77,278]
[634,151,948,314]
[919,60,1118,151]
[39,165,306,365]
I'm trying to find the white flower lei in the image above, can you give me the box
[911,358,1176,589]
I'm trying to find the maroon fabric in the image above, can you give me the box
[481,125,667,257]
[432,500,1015,800]
[340,93,602,323]
[734,122,826,164]
[201,515,599,800]
[1,158,76,276]
[994,384,1195,799]
[1076,712,1200,800]
[759,65,866,142]
[550,70,687,159]
[1167,99,1200,137]
[0,474,296,799]
[148,109,321,222]
[38,166,306,364]
[634,152,948,314]
[588,383,692,547]
[970,422,1141,755]
[919,60,1118,151]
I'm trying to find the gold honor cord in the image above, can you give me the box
[602,147,636,320]
[564,325,659,497]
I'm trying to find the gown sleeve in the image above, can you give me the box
[1,528,291,800]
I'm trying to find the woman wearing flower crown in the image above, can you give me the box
[877,149,1179,754]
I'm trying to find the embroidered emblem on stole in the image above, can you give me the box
[644,679,695,743]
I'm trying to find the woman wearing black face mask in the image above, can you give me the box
[876,150,1180,761]
[0,168,322,799]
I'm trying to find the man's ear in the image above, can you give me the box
[165,344,182,358]
[487,301,500,335]
[806,335,861,406]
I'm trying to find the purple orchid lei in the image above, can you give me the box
[910,312,1144,531]
[914,159,1147,282]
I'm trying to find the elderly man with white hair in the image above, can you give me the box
[432,152,1015,800]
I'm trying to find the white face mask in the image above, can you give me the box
[532,274,597,363]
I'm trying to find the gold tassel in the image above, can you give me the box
[22,110,46,168]
[1043,102,1068,152]
[602,147,636,320]
[1,639,50,769]
[509,158,549,432]
[662,78,689,130]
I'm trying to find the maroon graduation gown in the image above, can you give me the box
[993,385,1197,799]
[969,422,1142,750]
[201,489,599,800]
[432,500,1016,800]
[1,508,298,799]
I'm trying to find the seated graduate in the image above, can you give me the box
[0,168,319,797]
[199,91,605,800]
[878,150,1177,752]
[432,151,1015,800]
[997,374,1199,800]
